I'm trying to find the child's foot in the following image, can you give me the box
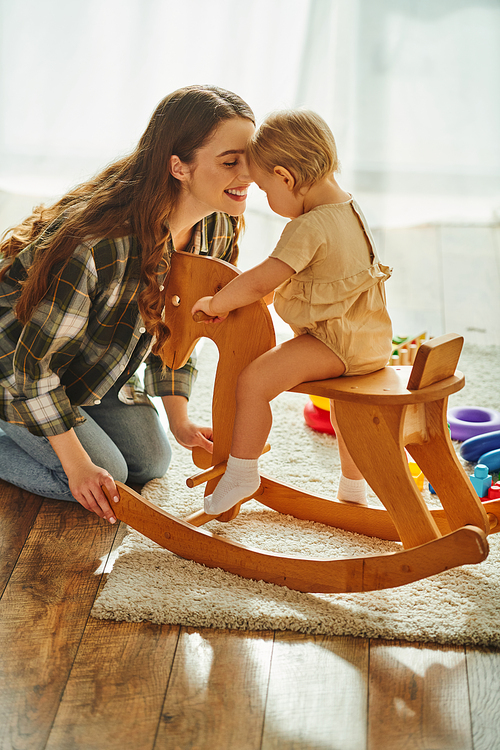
[204,455,261,515]
[336,474,368,506]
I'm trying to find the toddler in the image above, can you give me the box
[192,109,393,515]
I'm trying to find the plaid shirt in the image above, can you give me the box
[0,212,237,437]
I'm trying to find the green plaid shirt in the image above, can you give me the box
[0,212,237,437]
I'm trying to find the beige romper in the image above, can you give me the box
[270,199,393,376]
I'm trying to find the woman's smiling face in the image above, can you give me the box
[180,117,255,217]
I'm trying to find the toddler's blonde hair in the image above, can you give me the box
[247,109,339,192]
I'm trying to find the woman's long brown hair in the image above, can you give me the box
[0,85,255,359]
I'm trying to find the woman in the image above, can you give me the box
[0,84,255,524]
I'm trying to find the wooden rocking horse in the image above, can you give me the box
[109,251,500,593]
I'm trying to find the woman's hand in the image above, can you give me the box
[171,419,214,453]
[191,296,228,323]
[48,429,119,523]
[66,460,120,523]
[162,394,213,453]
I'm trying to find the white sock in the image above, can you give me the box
[337,473,368,506]
[204,455,261,515]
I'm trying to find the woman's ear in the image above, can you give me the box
[273,166,296,192]
[170,155,190,182]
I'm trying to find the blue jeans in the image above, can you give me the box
[0,387,172,502]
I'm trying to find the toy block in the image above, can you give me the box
[469,464,493,498]
[488,482,500,500]
[409,461,424,490]
[405,449,425,491]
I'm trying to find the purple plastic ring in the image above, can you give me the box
[447,406,500,441]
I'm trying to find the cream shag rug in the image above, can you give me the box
[92,340,500,646]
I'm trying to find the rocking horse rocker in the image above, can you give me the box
[109,251,500,593]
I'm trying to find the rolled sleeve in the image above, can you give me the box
[144,353,198,400]
[10,386,84,436]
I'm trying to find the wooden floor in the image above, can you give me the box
[1,222,500,750]
[2,480,500,750]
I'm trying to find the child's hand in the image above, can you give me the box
[191,296,228,323]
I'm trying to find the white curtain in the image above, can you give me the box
[1,0,499,231]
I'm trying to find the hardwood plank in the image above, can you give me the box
[0,499,121,750]
[368,639,472,750]
[46,516,179,750]
[465,646,500,750]
[0,480,43,596]
[155,627,274,750]
[440,226,500,347]
[261,632,369,750]
[46,620,180,750]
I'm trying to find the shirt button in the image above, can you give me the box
[139,327,146,333]
[94,399,101,405]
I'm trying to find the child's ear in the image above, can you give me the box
[170,155,190,182]
[274,166,296,192]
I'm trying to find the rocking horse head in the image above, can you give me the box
[161,251,275,469]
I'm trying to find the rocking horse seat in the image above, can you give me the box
[108,252,497,594]
[291,359,463,405]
